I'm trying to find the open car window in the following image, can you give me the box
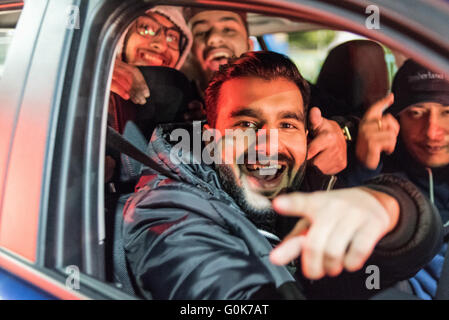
[101,3,415,299]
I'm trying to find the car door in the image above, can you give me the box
[0,0,133,299]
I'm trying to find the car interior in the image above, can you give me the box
[100,5,407,298]
[1,0,446,300]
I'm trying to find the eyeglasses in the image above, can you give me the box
[135,15,185,51]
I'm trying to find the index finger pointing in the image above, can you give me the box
[272,193,314,220]
[270,235,305,266]
[364,93,394,121]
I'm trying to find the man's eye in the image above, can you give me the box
[280,123,296,129]
[442,109,449,117]
[139,25,156,36]
[194,30,208,38]
[408,110,424,118]
[167,34,179,43]
[237,121,257,129]
[223,27,236,34]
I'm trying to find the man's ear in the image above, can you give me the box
[248,38,254,51]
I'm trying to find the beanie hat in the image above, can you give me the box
[390,59,449,116]
[116,6,193,70]
[183,7,249,34]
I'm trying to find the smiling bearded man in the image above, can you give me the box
[122,51,443,300]
[203,64,310,229]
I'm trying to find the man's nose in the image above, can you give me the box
[206,28,224,47]
[149,33,168,52]
[255,128,280,157]
[425,113,445,141]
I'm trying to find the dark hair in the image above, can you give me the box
[204,51,310,127]
[183,8,249,36]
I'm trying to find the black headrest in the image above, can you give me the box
[316,40,389,116]
[135,66,199,140]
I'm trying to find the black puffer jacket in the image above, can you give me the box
[123,124,443,300]
[339,141,449,299]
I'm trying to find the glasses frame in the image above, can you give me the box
[135,14,186,52]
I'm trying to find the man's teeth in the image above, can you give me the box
[142,52,163,65]
[210,52,230,60]
[247,164,282,170]
[246,164,284,177]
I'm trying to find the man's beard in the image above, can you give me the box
[216,161,307,233]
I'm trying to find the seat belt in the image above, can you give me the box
[106,126,160,173]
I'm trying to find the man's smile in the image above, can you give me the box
[136,49,169,66]
[417,142,449,155]
[239,162,289,196]
[204,47,233,71]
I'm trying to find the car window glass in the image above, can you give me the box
[264,30,368,83]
